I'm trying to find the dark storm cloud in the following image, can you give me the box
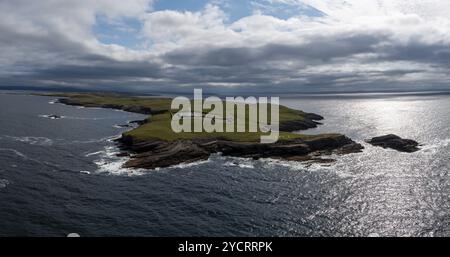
[34,60,163,80]
[164,33,382,67]
[1,0,450,93]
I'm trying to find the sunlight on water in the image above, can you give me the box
[1,94,449,236]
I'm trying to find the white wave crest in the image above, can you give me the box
[0,179,9,189]
[223,158,255,169]
[6,136,53,146]
[92,146,146,176]
[421,138,450,153]
[0,147,28,158]
[259,158,335,172]
[168,159,211,169]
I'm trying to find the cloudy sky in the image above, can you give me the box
[1,0,450,94]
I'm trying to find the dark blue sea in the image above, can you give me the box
[0,92,449,236]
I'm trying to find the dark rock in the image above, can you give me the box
[367,134,420,153]
[116,152,130,157]
[47,115,62,119]
[119,135,364,170]
[123,140,211,170]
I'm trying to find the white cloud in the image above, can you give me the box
[1,0,450,92]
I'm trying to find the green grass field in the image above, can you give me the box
[44,93,335,142]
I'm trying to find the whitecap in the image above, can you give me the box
[238,163,255,169]
[259,157,336,172]
[5,136,53,146]
[113,124,133,129]
[67,135,121,145]
[85,151,104,157]
[0,147,28,159]
[168,159,211,169]
[421,138,450,153]
[92,146,146,176]
[223,157,255,169]
[0,179,10,189]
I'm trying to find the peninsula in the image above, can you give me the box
[45,93,364,169]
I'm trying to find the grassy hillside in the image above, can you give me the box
[44,93,332,142]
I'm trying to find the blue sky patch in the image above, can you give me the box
[94,0,324,47]
[93,15,145,49]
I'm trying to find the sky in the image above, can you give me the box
[1,0,450,94]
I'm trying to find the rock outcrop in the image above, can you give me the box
[118,135,363,170]
[367,134,420,153]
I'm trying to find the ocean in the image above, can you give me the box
[0,92,449,236]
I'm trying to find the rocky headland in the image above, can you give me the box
[118,134,363,170]
[48,93,364,170]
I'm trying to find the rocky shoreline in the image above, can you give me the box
[117,135,364,170]
[53,94,365,170]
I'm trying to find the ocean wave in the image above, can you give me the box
[0,147,46,166]
[214,153,337,171]
[5,136,53,146]
[85,151,104,157]
[168,159,211,170]
[421,138,450,153]
[113,124,133,129]
[0,179,9,189]
[223,157,255,169]
[259,157,336,172]
[0,147,29,159]
[67,135,121,145]
[92,146,146,176]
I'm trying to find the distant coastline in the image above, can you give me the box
[3,86,450,98]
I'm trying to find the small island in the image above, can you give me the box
[367,134,421,153]
[44,93,364,169]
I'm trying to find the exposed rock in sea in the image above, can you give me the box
[367,134,420,153]
[118,135,364,170]
[46,114,62,119]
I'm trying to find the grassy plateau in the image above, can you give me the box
[43,93,338,142]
